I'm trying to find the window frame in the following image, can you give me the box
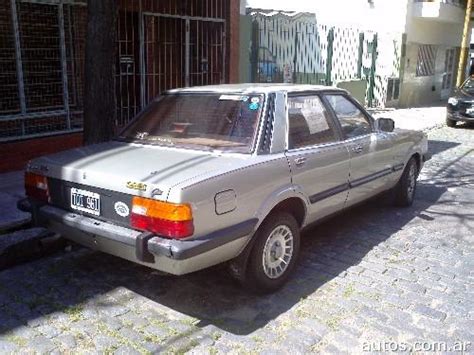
[285,91,344,152]
[321,92,375,141]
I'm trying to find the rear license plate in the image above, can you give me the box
[70,187,100,216]
[466,107,474,114]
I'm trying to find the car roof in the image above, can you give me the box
[166,83,347,95]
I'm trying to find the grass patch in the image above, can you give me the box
[343,284,355,298]
[64,304,84,322]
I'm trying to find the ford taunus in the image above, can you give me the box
[19,84,431,293]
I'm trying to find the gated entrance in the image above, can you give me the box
[117,10,226,125]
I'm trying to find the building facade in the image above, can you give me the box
[0,0,240,172]
[244,0,468,108]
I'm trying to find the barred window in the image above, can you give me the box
[387,78,400,101]
[416,45,437,77]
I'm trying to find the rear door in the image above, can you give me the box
[323,94,394,206]
[285,94,350,222]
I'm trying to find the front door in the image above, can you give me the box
[142,15,226,101]
[441,48,457,99]
[285,94,351,222]
[324,94,393,207]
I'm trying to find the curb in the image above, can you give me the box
[0,229,66,271]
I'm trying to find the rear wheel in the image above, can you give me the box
[242,212,300,294]
[394,157,418,207]
[446,117,456,127]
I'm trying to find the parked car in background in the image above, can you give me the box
[19,84,430,293]
[447,76,474,127]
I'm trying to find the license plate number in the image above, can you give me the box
[70,188,100,216]
[466,107,474,114]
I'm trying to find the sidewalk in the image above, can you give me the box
[0,170,28,233]
[370,105,447,132]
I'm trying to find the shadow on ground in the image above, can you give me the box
[0,138,472,347]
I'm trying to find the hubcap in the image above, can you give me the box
[262,225,294,279]
[407,163,417,199]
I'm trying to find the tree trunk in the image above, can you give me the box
[83,0,117,145]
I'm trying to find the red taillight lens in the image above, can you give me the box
[25,172,49,202]
[130,197,194,239]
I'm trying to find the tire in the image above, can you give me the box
[393,157,419,207]
[446,117,456,127]
[242,212,300,294]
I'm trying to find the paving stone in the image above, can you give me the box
[55,334,77,349]
[92,334,120,351]
[113,345,141,355]
[0,340,19,353]
[412,304,447,321]
[37,324,62,339]
[27,336,57,353]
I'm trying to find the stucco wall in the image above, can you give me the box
[400,43,446,107]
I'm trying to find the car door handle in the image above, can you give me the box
[294,157,306,167]
[352,145,363,154]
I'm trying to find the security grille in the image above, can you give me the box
[442,48,457,90]
[416,44,437,77]
[0,0,19,115]
[0,0,86,141]
[116,0,227,126]
[2,0,228,140]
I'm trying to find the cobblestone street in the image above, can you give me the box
[0,124,473,354]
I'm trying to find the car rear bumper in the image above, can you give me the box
[18,199,256,275]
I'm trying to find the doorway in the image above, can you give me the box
[441,48,457,99]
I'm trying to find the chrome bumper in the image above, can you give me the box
[19,199,256,275]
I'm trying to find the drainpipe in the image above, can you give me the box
[456,0,473,87]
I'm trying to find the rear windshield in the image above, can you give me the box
[119,93,265,153]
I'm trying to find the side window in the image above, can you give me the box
[288,95,338,149]
[325,95,372,138]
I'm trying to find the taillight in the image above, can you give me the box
[25,172,50,202]
[130,197,194,239]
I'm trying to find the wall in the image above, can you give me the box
[0,133,83,172]
[399,4,466,107]
[229,0,241,83]
[239,15,252,83]
[246,0,409,33]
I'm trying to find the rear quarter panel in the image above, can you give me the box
[168,154,298,238]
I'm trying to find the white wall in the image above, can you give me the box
[246,0,409,32]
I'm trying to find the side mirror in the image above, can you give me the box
[377,117,395,132]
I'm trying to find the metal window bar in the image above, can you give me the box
[416,44,437,77]
[2,0,230,141]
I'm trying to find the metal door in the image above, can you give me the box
[188,19,226,87]
[142,14,187,104]
[441,48,457,99]
[142,14,225,103]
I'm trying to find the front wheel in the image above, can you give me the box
[242,212,300,294]
[446,117,456,127]
[393,157,418,207]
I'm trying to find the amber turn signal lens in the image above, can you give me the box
[131,197,193,221]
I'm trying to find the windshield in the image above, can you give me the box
[119,93,264,153]
[462,77,474,91]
